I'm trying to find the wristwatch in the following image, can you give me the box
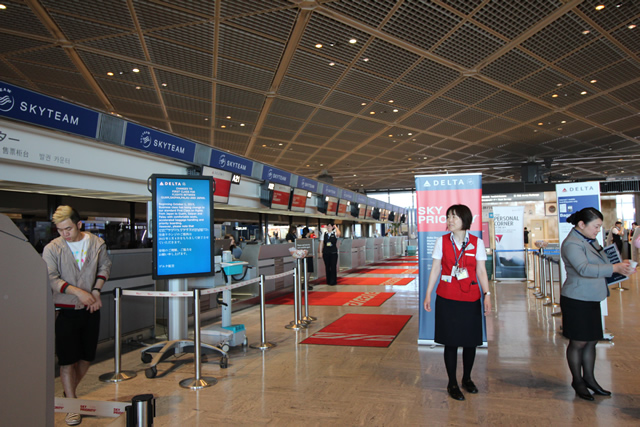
[484,291,491,296]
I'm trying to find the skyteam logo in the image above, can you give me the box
[140,131,152,148]
[0,87,15,113]
[267,168,273,180]
[218,154,226,168]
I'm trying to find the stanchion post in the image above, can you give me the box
[543,257,554,306]
[549,259,562,316]
[180,289,217,389]
[250,275,276,350]
[492,249,497,282]
[100,287,136,383]
[301,255,317,323]
[286,265,307,330]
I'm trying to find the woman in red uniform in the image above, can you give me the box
[423,204,492,401]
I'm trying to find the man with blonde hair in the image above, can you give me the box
[42,206,111,426]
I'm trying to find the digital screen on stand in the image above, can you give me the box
[151,174,214,279]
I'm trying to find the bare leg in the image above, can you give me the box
[60,360,91,398]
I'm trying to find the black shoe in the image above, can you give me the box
[327,283,336,286]
[461,379,478,394]
[308,285,314,291]
[585,382,611,396]
[447,384,465,401]
[571,382,594,401]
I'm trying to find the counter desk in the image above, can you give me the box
[339,238,366,270]
[366,237,385,264]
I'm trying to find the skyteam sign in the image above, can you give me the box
[323,184,339,197]
[341,190,354,201]
[356,193,368,205]
[297,176,318,193]
[261,166,291,185]
[210,148,253,176]
[124,123,195,162]
[0,81,99,138]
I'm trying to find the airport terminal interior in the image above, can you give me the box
[1,0,640,426]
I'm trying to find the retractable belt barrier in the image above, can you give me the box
[101,270,293,389]
[55,394,155,426]
[285,258,317,330]
[529,249,562,316]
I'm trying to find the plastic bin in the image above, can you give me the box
[407,245,417,256]
[222,261,244,275]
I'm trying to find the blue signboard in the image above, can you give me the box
[152,175,214,279]
[125,123,195,162]
[210,148,253,176]
[261,166,291,185]
[0,81,99,138]
[297,176,318,193]
[356,193,368,205]
[323,184,339,197]
[341,190,354,201]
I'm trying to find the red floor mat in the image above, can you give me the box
[301,313,412,347]
[335,277,415,286]
[266,291,395,307]
[348,267,418,275]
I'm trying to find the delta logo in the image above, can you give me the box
[495,234,503,243]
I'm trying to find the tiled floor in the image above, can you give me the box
[55,263,640,426]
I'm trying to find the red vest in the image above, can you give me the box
[436,233,481,302]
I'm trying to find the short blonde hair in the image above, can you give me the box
[52,205,81,225]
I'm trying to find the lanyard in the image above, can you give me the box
[450,233,468,267]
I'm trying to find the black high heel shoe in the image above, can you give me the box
[571,382,594,401]
[585,382,611,396]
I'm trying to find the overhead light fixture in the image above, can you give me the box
[0,5,6,9]
[361,102,367,106]
[388,100,394,103]
[595,4,605,10]
[307,192,312,198]
[369,111,375,115]
[315,43,323,48]
[221,125,226,128]
[132,68,140,73]
[240,123,245,126]
[363,58,369,62]
[580,91,587,95]
[135,86,141,90]
[349,39,357,44]
[590,79,597,83]
[161,83,167,87]
[107,72,114,76]
[582,30,590,35]
[226,115,231,119]
[552,94,558,98]
[393,109,398,113]
[328,62,335,66]
[629,24,636,29]
[561,120,567,123]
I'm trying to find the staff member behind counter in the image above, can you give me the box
[318,222,341,286]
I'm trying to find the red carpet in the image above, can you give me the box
[349,267,418,275]
[266,291,395,307]
[336,277,415,286]
[301,313,412,347]
[370,262,418,266]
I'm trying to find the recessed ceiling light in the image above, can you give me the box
[204,118,208,121]
[315,43,323,48]
[388,134,393,137]
[361,102,367,106]
[107,72,114,76]
[349,39,357,44]
[388,100,394,103]
[629,24,637,29]
[595,5,605,10]
[408,133,413,136]
[0,5,6,9]
[226,116,231,119]
[132,68,140,73]
[552,94,558,98]
[221,125,226,129]
[320,164,324,166]
[240,123,245,126]
[135,86,141,90]
[161,83,167,87]
[557,83,563,86]
[369,111,375,115]
[538,122,544,126]
[363,58,369,62]
[580,91,587,95]
[278,143,283,146]
[561,120,567,124]
[393,109,398,113]
[408,158,412,161]
[590,79,597,83]
[328,62,335,66]
[582,30,590,35]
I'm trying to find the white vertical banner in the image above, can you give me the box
[493,206,526,279]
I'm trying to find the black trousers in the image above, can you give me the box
[323,251,338,285]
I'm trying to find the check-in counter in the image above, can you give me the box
[339,238,366,270]
[241,243,295,294]
[392,236,403,256]
[101,249,155,342]
[383,236,391,258]
[366,237,384,264]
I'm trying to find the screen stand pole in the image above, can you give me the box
[168,278,188,343]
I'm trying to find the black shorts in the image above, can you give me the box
[55,309,101,365]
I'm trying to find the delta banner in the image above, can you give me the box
[493,206,526,279]
[415,173,486,345]
[556,181,603,284]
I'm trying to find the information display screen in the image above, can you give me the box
[290,188,308,212]
[358,204,367,218]
[365,205,374,219]
[337,199,349,217]
[151,174,214,279]
[326,196,338,216]
[271,183,291,210]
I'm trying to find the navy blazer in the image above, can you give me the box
[560,228,613,302]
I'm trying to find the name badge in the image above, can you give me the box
[326,242,332,247]
[455,267,469,280]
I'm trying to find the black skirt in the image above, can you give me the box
[560,295,603,341]
[434,296,483,347]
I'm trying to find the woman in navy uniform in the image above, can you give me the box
[319,223,341,285]
[423,204,491,401]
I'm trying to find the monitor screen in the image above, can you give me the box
[290,188,308,213]
[388,211,395,222]
[151,174,215,279]
[337,199,349,217]
[270,183,291,210]
[372,207,380,220]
